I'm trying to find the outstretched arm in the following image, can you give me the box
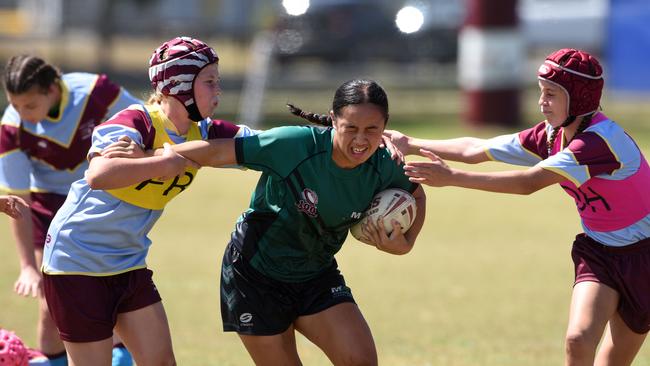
[404,149,564,194]
[165,138,237,168]
[383,130,490,164]
[87,143,193,190]
[100,136,238,170]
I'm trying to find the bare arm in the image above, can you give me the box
[404,150,564,195]
[8,194,41,297]
[383,130,490,164]
[165,139,237,168]
[400,184,426,251]
[86,143,192,190]
[99,137,237,174]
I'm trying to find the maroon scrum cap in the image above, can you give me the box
[537,48,604,117]
[148,37,219,121]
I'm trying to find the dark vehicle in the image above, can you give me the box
[273,0,462,64]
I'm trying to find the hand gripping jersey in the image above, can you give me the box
[0,73,140,196]
[485,112,650,246]
[42,104,255,275]
[230,126,419,282]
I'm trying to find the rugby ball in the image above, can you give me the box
[349,188,417,243]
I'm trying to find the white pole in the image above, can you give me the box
[238,31,275,128]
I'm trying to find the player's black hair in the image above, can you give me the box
[3,55,61,94]
[287,79,389,126]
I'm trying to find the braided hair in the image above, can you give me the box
[3,55,62,147]
[287,79,389,127]
[287,103,331,126]
[546,114,594,156]
[3,55,61,94]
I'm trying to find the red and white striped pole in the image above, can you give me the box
[458,0,523,126]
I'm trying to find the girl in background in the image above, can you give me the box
[1,55,140,366]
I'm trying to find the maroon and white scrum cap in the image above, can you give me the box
[149,36,219,121]
[537,48,604,117]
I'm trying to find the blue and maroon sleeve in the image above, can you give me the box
[204,119,260,140]
[206,119,243,139]
[0,119,31,193]
[518,122,549,159]
[484,122,548,166]
[89,107,156,158]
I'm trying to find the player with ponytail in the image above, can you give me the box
[384,48,650,365]
[107,78,426,364]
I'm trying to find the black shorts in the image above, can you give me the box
[220,243,355,335]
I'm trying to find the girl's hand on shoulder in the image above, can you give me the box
[101,135,147,159]
[403,149,452,187]
[380,135,404,165]
[361,216,412,255]
[382,130,412,159]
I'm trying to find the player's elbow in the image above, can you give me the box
[460,148,489,164]
[463,156,484,164]
[85,169,107,190]
[516,169,556,195]
[397,244,414,255]
[515,180,546,195]
[85,159,112,190]
[381,241,415,255]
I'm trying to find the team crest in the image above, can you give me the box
[296,188,319,218]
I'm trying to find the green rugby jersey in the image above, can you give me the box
[232,125,417,282]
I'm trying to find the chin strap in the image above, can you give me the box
[185,102,203,122]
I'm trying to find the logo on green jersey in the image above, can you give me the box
[296,188,319,218]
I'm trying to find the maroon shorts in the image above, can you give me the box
[43,268,162,342]
[30,192,67,249]
[572,233,650,334]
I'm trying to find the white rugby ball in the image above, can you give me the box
[350,188,417,243]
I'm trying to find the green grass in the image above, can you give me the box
[1,91,650,365]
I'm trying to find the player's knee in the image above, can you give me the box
[337,344,377,366]
[134,351,176,366]
[565,330,598,357]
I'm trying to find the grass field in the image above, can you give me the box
[1,90,650,365]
